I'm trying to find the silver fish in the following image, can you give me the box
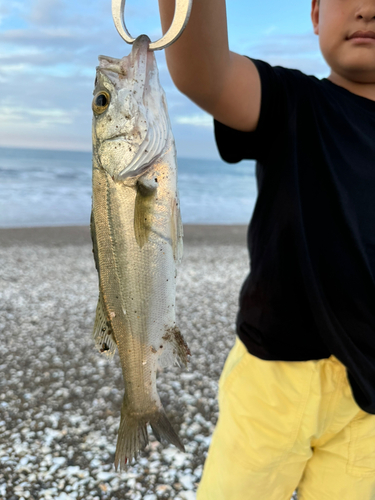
[90,35,190,470]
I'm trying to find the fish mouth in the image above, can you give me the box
[98,35,156,95]
[97,56,127,76]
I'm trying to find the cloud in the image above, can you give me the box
[175,113,213,128]
[238,30,330,77]
[27,0,66,26]
[0,2,331,157]
[1,27,80,44]
[0,5,10,26]
[263,25,277,35]
[247,31,320,57]
[1,1,29,25]
[0,105,73,127]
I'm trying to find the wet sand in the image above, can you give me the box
[0,224,248,248]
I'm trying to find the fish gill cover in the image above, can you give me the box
[93,35,170,181]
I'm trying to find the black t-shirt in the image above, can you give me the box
[214,57,375,414]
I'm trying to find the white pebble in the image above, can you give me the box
[162,447,177,462]
[173,452,187,468]
[186,422,201,437]
[179,492,196,500]
[179,474,196,490]
[156,484,172,494]
[90,458,102,468]
[63,465,81,476]
[127,477,136,488]
[193,465,203,479]
[49,456,67,474]
[96,471,116,482]
[55,494,75,500]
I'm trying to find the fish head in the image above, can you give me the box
[92,35,170,180]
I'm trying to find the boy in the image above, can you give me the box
[158,0,375,498]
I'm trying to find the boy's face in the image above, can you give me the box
[311,0,375,84]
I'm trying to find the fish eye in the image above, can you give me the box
[92,91,110,114]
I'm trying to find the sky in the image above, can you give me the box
[0,0,330,160]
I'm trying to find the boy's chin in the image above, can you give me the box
[325,53,375,84]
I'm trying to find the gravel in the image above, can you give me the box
[0,241,298,500]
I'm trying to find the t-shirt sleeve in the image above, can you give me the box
[213,57,294,163]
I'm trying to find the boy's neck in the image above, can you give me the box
[328,71,375,102]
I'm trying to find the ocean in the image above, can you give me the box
[0,147,257,228]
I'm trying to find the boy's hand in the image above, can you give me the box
[158,0,261,133]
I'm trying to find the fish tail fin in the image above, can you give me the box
[149,406,185,453]
[114,402,149,471]
[114,400,184,471]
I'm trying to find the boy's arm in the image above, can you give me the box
[158,0,261,133]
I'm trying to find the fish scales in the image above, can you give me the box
[90,34,189,471]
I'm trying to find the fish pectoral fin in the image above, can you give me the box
[158,325,191,369]
[170,196,183,264]
[134,175,158,248]
[93,292,117,358]
[90,210,100,275]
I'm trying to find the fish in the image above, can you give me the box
[90,34,190,471]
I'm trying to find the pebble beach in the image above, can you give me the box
[0,225,236,499]
[0,224,297,500]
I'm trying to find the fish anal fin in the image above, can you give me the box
[158,325,190,369]
[93,292,117,358]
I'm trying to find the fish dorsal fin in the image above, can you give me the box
[93,292,117,358]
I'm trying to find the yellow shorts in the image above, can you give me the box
[197,336,375,500]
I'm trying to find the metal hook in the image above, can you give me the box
[112,0,193,51]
